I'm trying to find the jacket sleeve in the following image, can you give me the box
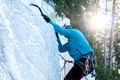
[57,36,68,53]
[49,20,73,37]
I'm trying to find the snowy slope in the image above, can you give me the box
[0,0,61,80]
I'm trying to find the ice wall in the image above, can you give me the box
[0,0,61,80]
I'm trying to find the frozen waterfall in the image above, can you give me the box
[0,0,61,80]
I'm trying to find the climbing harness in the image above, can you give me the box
[75,52,96,80]
[59,52,96,80]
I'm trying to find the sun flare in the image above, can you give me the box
[92,14,108,29]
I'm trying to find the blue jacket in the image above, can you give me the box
[49,20,93,61]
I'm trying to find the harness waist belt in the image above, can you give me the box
[85,52,93,56]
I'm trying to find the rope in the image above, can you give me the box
[84,56,96,80]
[84,59,89,80]
[59,54,74,80]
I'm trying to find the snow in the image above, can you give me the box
[0,0,60,80]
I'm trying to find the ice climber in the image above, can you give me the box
[43,15,96,80]
[30,3,96,80]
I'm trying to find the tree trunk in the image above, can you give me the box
[109,0,116,72]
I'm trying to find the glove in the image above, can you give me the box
[42,14,50,23]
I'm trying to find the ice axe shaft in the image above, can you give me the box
[30,3,44,16]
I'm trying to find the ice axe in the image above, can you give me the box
[30,3,44,16]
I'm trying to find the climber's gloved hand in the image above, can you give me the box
[42,14,51,23]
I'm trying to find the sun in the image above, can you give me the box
[92,14,108,29]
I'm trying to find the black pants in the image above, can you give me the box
[64,58,94,80]
[64,63,83,80]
